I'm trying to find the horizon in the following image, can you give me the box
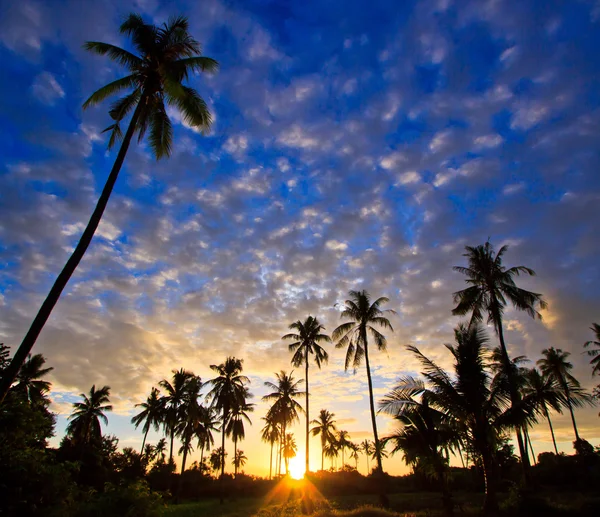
[1,0,599,479]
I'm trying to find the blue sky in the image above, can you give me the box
[0,0,599,476]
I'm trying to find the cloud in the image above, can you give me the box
[31,72,65,105]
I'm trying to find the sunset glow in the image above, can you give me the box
[289,457,306,480]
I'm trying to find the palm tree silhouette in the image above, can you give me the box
[226,393,254,477]
[584,323,600,376]
[197,406,219,468]
[0,14,218,403]
[310,409,337,471]
[380,376,456,516]
[538,347,589,442]
[521,368,564,454]
[13,354,53,406]
[283,316,330,474]
[349,442,360,470]
[336,429,352,466]
[360,439,374,475]
[66,385,112,446]
[207,357,249,501]
[452,240,546,474]
[283,433,298,473]
[131,387,163,453]
[155,437,167,464]
[333,289,395,473]
[262,371,304,475]
[233,449,248,472]
[261,415,280,480]
[159,368,195,463]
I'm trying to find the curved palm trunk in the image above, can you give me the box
[141,427,149,455]
[524,427,536,464]
[0,100,144,405]
[305,346,310,475]
[495,315,531,476]
[565,394,580,441]
[363,336,383,472]
[544,406,559,454]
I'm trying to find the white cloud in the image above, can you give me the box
[429,129,452,153]
[511,104,549,130]
[396,171,421,185]
[474,134,503,149]
[325,240,348,251]
[277,125,320,149]
[379,152,406,170]
[503,182,525,195]
[31,72,65,105]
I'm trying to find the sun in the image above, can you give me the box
[288,456,305,480]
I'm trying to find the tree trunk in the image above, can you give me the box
[0,100,145,404]
[495,315,531,478]
[234,436,238,477]
[169,427,175,464]
[525,427,536,465]
[544,406,559,454]
[305,346,310,476]
[220,407,226,504]
[176,438,189,504]
[565,391,580,442]
[363,332,383,473]
[481,449,499,515]
[141,427,149,455]
[321,437,325,471]
[269,440,273,480]
[200,445,205,470]
[436,461,453,517]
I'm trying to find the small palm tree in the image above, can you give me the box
[197,406,220,467]
[66,385,113,446]
[262,371,305,475]
[226,394,254,477]
[207,357,250,496]
[283,433,298,474]
[521,368,563,454]
[283,316,330,475]
[261,415,280,480]
[538,347,590,442]
[584,323,600,377]
[360,440,374,475]
[159,368,195,463]
[336,429,352,466]
[0,14,218,404]
[210,447,226,474]
[349,442,360,470]
[155,437,167,463]
[310,409,337,471]
[333,289,395,473]
[452,240,547,473]
[324,439,339,470]
[13,354,53,406]
[131,387,163,453]
[233,450,248,472]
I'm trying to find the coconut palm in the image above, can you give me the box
[349,442,360,470]
[310,409,337,471]
[360,440,374,474]
[332,290,395,473]
[66,385,113,446]
[262,371,305,475]
[233,450,248,472]
[197,406,220,467]
[155,437,167,464]
[226,394,254,477]
[261,415,280,479]
[12,354,53,406]
[538,347,590,442]
[283,316,330,474]
[159,368,195,463]
[408,324,511,514]
[324,439,339,470]
[521,368,564,454]
[207,357,250,498]
[584,323,600,377]
[0,14,218,404]
[131,387,163,453]
[283,433,298,474]
[210,447,226,474]
[380,376,457,516]
[452,241,547,472]
[336,429,352,466]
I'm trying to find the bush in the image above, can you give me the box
[72,481,163,517]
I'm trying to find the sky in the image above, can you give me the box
[0,0,599,477]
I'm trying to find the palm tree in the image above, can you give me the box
[332,289,395,473]
[521,368,564,454]
[538,347,589,442]
[66,385,113,446]
[310,409,337,471]
[283,316,331,474]
[159,368,195,463]
[210,447,226,474]
[408,324,511,514]
[197,406,219,467]
[0,14,218,404]
[226,394,254,477]
[13,354,53,406]
[262,371,305,475]
[207,357,250,498]
[380,376,456,516]
[584,323,600,376]
[336,429,352,466]
[261,415,280,480]
[131,387,163,453]
[233,450,248,472]
[324,439,339,470]
[283,433,298,474]
[349,442,360,470]
[155,437,167,464]
[452,240,547,473]
[360,440,374,474]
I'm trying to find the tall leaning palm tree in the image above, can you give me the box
[131,387,163,453]
[283,315,331,475]
[521,368,563,454]
[0,13,218,404]
[333,289,395,473]
[538,347,589,442]
[207,357,249,501]
[452,241,547,473]
[310,409,337,471]
[584,323,600,377]
[66,385,113,446]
